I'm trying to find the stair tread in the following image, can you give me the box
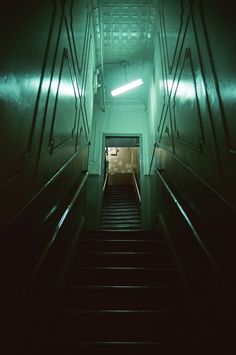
[76,251,171,254]
[71,266,174,269]
[66,309,182,314]
[70,285,181,289]
[44,226,189,352]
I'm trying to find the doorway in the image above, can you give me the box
[103,135,141,200]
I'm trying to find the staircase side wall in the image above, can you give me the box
[148,0,236,311]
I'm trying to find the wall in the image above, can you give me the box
[88,101,156,229]
[89,103,149,174]
[0,0,95,345]
[0,0,95,231]
[148,0,236,311]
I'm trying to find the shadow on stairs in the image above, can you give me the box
[36,228,233,354]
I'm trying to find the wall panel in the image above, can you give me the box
[149,0,236,296]
[0,1,95,342]
[0,1,58,226]
[0,0,95,232]
[196,1,236,203]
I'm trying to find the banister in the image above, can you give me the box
[98,0,105,112]
[26,171,89,288]
[155,168,223,279]
[103,169,109,191]
[149,142,157,176]
[132,170,141,203]
[50,171,89,244]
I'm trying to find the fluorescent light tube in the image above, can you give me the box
[111,78,144,96]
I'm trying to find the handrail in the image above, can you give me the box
[26,171,89,288]
[103,169,109,191]
[149,142,157,176]
[132,170,141,203]
[155,168,223,279]
[98,0,105,112]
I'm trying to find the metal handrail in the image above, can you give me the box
[98,0,105,112]
[103,169,109,191]
[26,171,89,287]
[132,170,141,203]
[155,168,223,279]
[149,142,157,176]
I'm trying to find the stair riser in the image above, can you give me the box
[68,268,180,286]
[77,240,169,252]
[101,225,142,230]
[48,342,175,355]
[44,228,189,353]
[82,231,164,240]
[66,287,186,310]
[55,312,183,342]
[72,253,174,267]
[101,220,141,225]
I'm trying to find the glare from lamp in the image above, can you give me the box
[111,79,144,96]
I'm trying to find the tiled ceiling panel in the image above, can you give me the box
[92,0,158,64]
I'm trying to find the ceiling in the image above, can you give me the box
[91,0,158,105]
[92,0,158,65]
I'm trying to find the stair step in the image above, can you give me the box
[101,221,141,227]
[102,207,140,212]
[102,209,140,214]
[101,221,142,226]
[72,251,174,267]
[66,285,186,310]
[43,228,191,353]
[82,230,164,240]
[102,214,140,218]
[101,224,142,230]
[103,202,137,206]
[102,213,140,217]
[77,239,169,252]
[103,199,138,202]
[48,340,175,355]
[101,184,141,230]
[54,309,185,342]
[68,266,180,286]
[101,218,141,224]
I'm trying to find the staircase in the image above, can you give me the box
[101,184,142,230]
[44,229,192,354]
[27,183,233,354]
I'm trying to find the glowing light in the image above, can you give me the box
[111,79,144,96]
[159,79,195,99]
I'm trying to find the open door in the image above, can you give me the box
[103,136,141,201]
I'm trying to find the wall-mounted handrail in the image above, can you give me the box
[98,0,105,112]
[25,171,89,288]
[132,170,141,203]
[103,169,109,191]
[155,168,223,280]
[149,142,157,176]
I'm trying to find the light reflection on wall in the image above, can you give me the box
[159,79,196,99]
[41,78,82,98]
[0,75,82,101]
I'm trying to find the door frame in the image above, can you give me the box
[101,132,143,190]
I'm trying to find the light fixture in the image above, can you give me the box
[111,78,144,96]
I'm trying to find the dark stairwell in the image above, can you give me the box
[1,2,236,354]
[37,179,231,355]
[44,230,190,354]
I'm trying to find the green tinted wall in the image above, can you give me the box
[148,0,236,285]
[0,0,95,231]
